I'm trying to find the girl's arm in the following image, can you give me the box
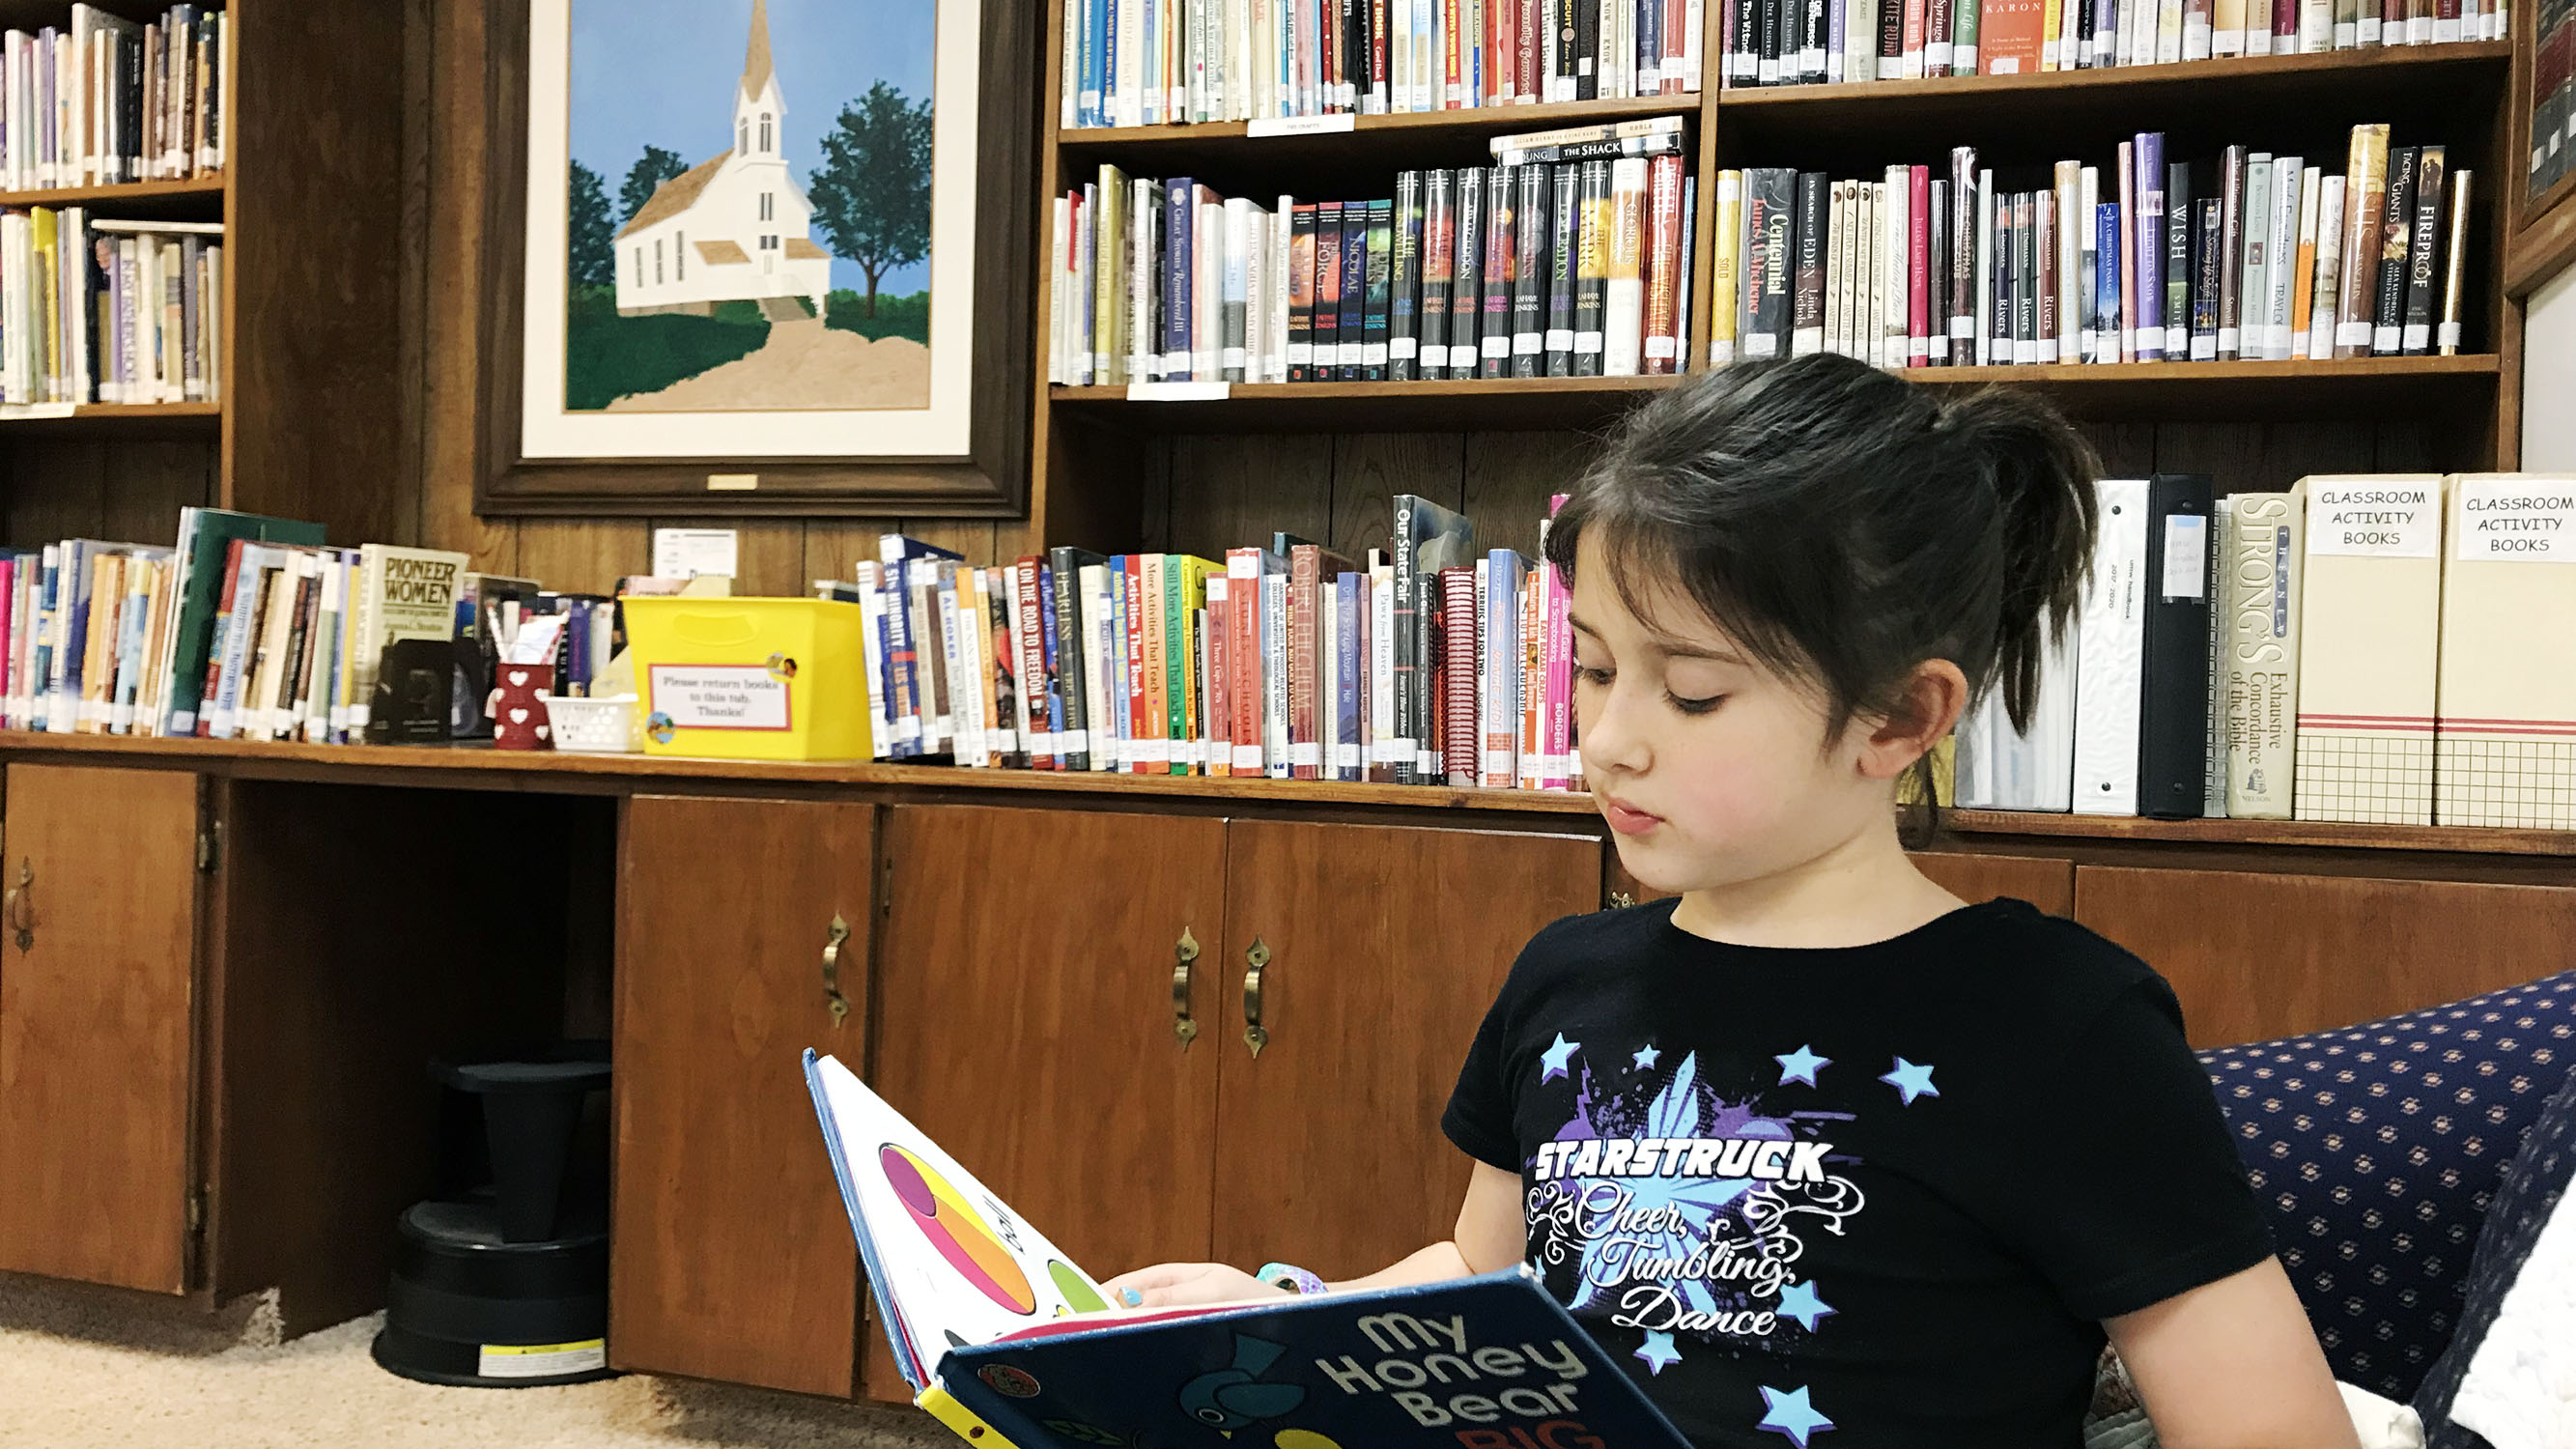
[1101,1160,1524,1308]
[2105,1258,2363,1449]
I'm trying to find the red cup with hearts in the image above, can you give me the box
[491,664,556,751]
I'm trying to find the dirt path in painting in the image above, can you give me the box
[605,316,930,412]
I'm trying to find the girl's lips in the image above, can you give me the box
[1602,796,1663,836]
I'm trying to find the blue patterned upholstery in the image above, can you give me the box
[2414,1061,2576,1445]
[2194,970,2576,1403]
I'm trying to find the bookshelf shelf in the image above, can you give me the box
[1946,808,2576,857]
[1052,355,2495,431]
[1052,374,1686,431]
[0,174,225,215]
[0,401,223,438]
[1059,95,1694,164]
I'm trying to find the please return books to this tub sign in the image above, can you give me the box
[650,666,790,729]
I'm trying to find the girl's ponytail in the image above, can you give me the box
[1932,388,2100,735]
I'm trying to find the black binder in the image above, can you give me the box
[2137,472,2216,819]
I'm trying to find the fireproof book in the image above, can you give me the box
[805,1050,1694,1449]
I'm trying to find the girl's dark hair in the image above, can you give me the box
[1544,353,2099,839]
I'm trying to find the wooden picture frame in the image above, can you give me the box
[471,0,1037,519]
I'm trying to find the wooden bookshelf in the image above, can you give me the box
[0,2,405,555]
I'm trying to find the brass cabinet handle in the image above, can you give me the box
[1171,925,1200,1048]
[821,914,851,1027]
[1241,935,1271,1060]
[6,859,31,952]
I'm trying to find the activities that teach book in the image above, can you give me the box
[804,1051,1693,1449]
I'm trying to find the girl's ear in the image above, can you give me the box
[1854,659,1969,781]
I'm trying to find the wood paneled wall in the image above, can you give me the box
[397,0,1018,593]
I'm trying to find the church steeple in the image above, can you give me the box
[741,0,776,102]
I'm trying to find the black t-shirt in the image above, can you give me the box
[1442,895,2274,1448]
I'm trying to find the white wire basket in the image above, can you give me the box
[542,695,640,753]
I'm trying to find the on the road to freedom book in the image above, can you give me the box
[804,1050,1694,1449]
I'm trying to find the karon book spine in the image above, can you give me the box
[2436,473,2576,827]
[2294,474,2445,825]
[2222,491,2303,819]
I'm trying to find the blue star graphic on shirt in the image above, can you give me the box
[1774,1044,1830,1087]
[1881,1057,1939,1105]
[1633,1044,1660,1070]
[1632,1330,1682,1375]
[1774,1279,1836,1332]
[1539,1034,1579,1084]
[1757,1385,1835,1447]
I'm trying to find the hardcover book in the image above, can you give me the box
[353,544,468,743]
[2294,474,2445,825]
[2435,474,2576,827]
[803,1051,1694,1449]
[2222,492,2303,820]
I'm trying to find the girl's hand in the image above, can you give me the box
[1097,1262,1294,1309]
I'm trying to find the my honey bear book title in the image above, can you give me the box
[804,1051,1690,1449]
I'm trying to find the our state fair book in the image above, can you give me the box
[803,1050,1693,1449]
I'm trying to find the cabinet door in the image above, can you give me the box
[612,795,873,1396]
[1911,850,2075,916]
[2075,867,2576,1047]
[875,805,1224,1307]
[0,764,199,1293]
[1213,821,1599,1278]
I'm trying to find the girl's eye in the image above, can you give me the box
[1575,665,1613,687]
[1667,693,1725,717]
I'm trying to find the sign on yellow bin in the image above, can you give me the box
[620,597,875,761]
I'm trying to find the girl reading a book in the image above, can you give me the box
[1105,354,2358,1448]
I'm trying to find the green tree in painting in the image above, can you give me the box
[620,144,690,226]
[807,81,931,318]
[567,159,615,291]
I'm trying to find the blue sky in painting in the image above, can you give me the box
[570,0,937,296]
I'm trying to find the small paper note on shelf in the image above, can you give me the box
[0,403,77,419]
[1246,113,1356,137]
[1124,381,1231,401]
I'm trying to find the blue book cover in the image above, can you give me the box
[1036,564,1066,752]
[1335,572,1360,781]
[2134,132,2166,360]
[805,1050,1693,1449]
[2095,202,2120,362]
[879,535,965,758]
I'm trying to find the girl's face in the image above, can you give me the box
[1569,531,1903,896]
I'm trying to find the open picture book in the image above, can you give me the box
[804,1050,1694,1449]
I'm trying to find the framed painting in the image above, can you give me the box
[475,0,1036,517]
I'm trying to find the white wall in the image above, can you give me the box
[2525,263,2576,470]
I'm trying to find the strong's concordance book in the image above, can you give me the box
[805,1052,1694,1449]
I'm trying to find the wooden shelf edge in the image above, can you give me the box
[1717,38,2510,109]
[1057,94,1696,151]
[0,174,224,208]
[11,732,2574,854]
[0,730,1601,813]
[1945,808,2576,856]
[1898,354,2502,384]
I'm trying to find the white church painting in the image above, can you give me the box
[526,0,957,438]
[609,1,832,321]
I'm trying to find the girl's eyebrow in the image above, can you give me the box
[1569,611,1749,667]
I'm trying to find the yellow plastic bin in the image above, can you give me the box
[621,597,875,761]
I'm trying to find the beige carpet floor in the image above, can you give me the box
[0,1273,950,1449]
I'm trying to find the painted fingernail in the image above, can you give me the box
[1119,1289,1143,1306]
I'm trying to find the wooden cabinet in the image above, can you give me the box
[1212,821,1597,1277]
[1912,850,2075,916]
[875,805,1225,1280]
[0,764,200,1293]
[611,794,875,1397]
[868,810,1595,1396]
[2074,867,2576,1047]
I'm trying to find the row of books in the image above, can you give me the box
[1719,0,2502,87]
[1061,0,1699,128]
[1709,125,2470,369]
[2,5,224,193]
[1,210,219,405]
[2533,0,2576,197]
[830,501,1581,788]
[1051,120,1697,384]
[1958,472,2576,831]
